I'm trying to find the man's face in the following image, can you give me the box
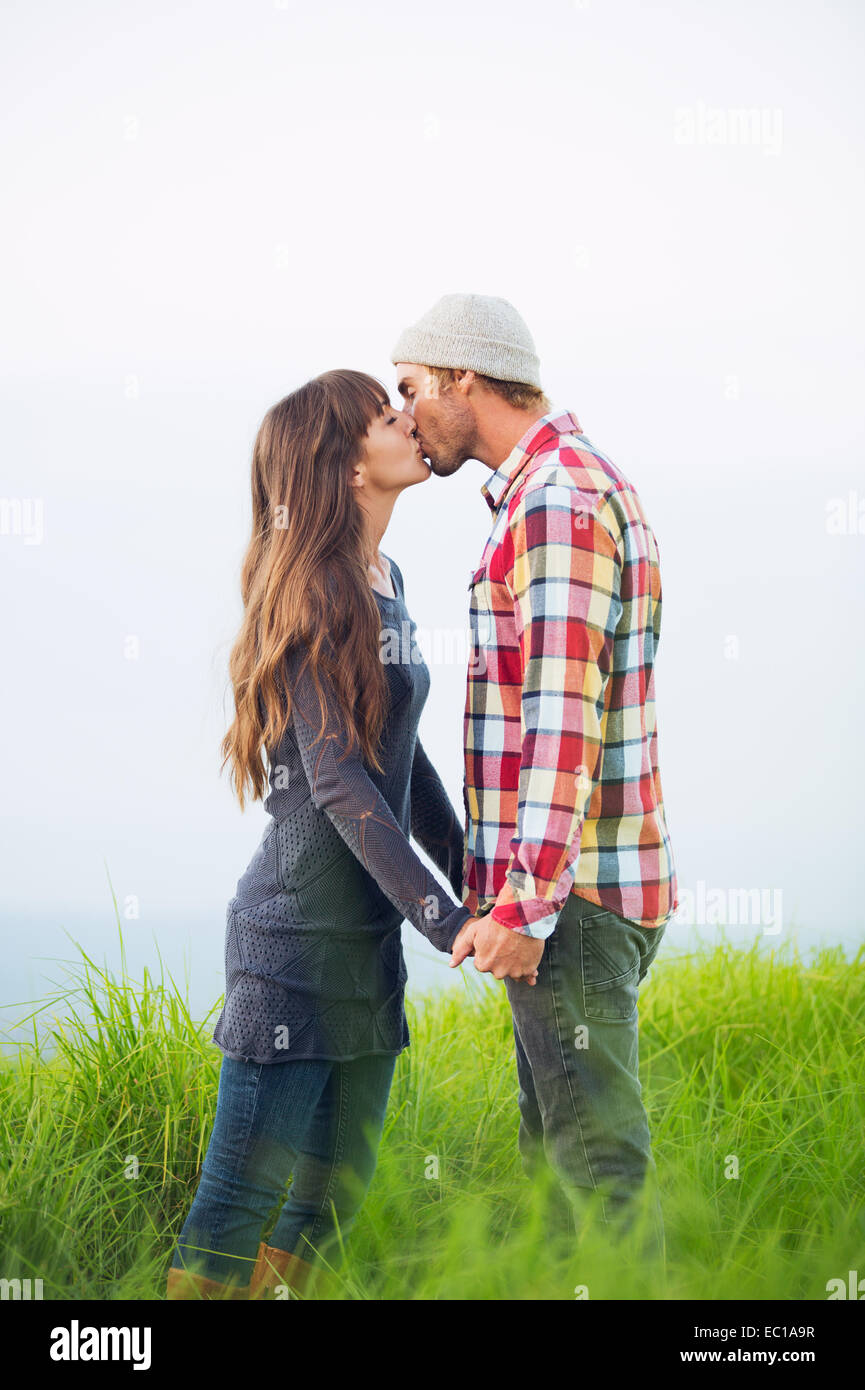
[394,363,477,477]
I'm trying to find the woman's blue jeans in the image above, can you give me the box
[170,1051,397,1285]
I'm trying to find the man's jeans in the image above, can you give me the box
[504,892,666,1251]
[170,1052,396,1286]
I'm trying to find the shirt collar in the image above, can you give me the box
[479,409,583,514]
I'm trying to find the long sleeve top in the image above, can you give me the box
[463,410,677,938]
[212,556,471,1063]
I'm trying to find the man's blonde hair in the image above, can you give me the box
[425,366,550,413]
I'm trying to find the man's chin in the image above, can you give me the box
[429,455,465,478]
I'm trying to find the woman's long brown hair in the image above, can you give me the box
[221,369,390,808]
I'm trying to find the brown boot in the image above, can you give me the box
[166,1266,249,1301]
[249,1242,333,1300]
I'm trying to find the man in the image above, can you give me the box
[391,294,677,1247]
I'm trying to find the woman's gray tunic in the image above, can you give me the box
[212,557,470,1063]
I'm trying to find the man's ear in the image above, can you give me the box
[453,369,476,395]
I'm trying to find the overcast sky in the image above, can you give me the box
[2,0,863,1038]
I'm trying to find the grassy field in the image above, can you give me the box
[1,929,863,1300]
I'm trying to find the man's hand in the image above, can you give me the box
[450,914,544,985]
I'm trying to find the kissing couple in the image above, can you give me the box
[167,293,678,1300]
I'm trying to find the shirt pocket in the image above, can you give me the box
[468,560,488,589]
[467,562,493,675]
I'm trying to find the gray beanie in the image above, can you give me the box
[391,293,542,389]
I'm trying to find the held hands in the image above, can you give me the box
[449,915,544,986]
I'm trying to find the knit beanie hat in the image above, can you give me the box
[391,293,542,388]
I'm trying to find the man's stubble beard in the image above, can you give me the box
[425,402,477,478]
[429,452,468,478]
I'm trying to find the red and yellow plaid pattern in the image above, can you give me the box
[462,411,677,936]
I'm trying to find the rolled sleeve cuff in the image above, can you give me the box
[489,891,568,939]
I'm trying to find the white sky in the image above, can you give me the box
[1,0,863,1029]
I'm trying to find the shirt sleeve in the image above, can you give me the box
[286,644,471,952]
[410,738,467,902]
[489,483,623,937]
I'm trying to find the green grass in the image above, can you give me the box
[1,929,863,1300]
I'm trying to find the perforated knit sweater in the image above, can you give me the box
[212,557,471,1063]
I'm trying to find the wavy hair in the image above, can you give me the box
[221,369,390,807]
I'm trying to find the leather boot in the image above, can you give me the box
[249,1241,332,1300]
[166,1265,249,1300]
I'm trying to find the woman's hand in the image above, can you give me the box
[449,916,480,965]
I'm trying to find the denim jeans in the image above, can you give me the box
[504,892,666,1252]
[170,1051,397,1285]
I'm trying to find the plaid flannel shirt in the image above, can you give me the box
[462,410,677,937]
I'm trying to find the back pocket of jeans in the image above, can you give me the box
[579,912,641,1021]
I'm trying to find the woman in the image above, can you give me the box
[167,369,481,1301]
